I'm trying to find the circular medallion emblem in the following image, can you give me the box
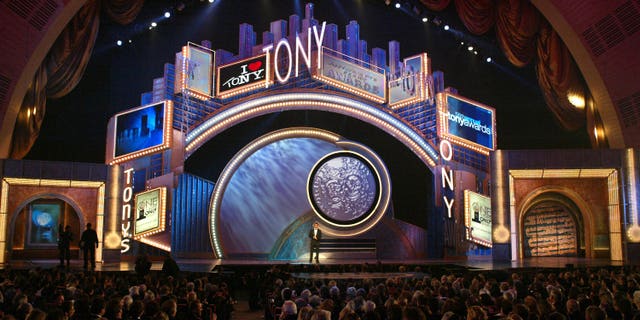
[308,152,381,226]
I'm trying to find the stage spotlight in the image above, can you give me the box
[422,17,428,23]
[467,45,474,51]
[116,40,122,46]
[208,0,214,3]
[395,2,401,8]
[151,22,157,27]
[474,51,478,55]
[128,39,132,43]
[460,41,464,45]
[486,57,492,63]
[164,11,171,18]
[444,25,450,31]
[567,93,586,108]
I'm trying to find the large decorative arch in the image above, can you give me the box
[185,90,439,169]
[0,177,105,264]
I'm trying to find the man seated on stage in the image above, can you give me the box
[308,222,322,263]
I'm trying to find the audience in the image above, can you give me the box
[1,262,640,320]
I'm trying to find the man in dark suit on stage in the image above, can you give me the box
[80,223,99,270]
[308,222,322,263]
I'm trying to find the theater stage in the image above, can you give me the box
[3,257,624,273]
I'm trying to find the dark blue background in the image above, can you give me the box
[114,102,165,157]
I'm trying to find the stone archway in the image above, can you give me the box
[9,193,86,260]
[521,193,585,258]
[517,186,597,259]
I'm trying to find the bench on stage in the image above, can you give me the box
[318,238,377,260]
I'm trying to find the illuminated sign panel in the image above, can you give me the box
[317,51,386,103]
[112,101,173,163]
[121,168,134,253]
[389,53,429,108]
[464,190,492,247]
[134,187,167,239]
[216,54,270,98]
[437,93,496,153]
[175,43,214,99]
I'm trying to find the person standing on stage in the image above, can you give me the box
[308,222,322,263]
[80,223,99,270]
[58,225,72,268]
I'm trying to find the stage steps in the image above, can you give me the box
[319,238,377,260]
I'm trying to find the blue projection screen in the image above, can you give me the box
[114,102,166,158]
[444,94,495,150]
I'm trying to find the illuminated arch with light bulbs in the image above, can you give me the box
[185,90,439,169]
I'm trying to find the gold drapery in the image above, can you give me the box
[10,0,145,158]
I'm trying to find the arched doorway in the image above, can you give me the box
[10,196,83,260]
[521,192,586,258]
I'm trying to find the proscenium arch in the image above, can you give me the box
[531,1,624,148]
[516,186,596,260]
[0,1,89,158]
[185,90,439,168]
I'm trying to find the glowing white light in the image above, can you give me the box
[208,0,214,3]
[474,51,478,55]
[486,57,492,63]
[151,22,157,27]
[422,17,428,22]
[467,46,473,51]
[567,93,585,108]
[444,25,450,30]
[395,2,401,8]
[116,40,122,46]
[164,11,171,18]
[460,41,464,45]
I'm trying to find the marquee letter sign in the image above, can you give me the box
[121,168,134,253]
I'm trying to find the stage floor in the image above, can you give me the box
[1,257,625,273]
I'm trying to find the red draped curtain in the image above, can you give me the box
[454,0,495,35]
[419,0,451,11]
[423,0,586,131]
[10,0,145,159]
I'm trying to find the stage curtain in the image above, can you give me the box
[454,0,496,35]
[10,68,48,159]
[536,23,585,131]
[495,0,540,67]
[10,0,143,158]
[46,0,100,99]
[103,0,145,25]
[419,0,451,11]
